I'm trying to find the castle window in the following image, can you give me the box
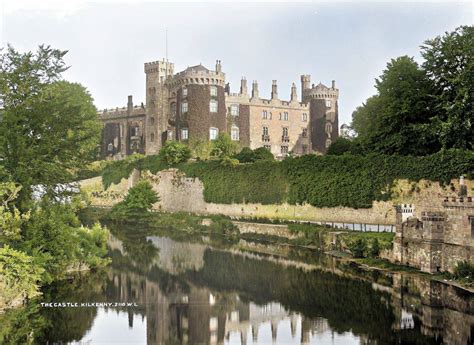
[262,110,268,119]
[131,126,139,137]
[181,128,189,140]
[302,113,308,122]
[107,143,113,152]
[302,128,308,138]
[470,217,474,238]
[262,126,269,136]
[210,86,217,97]
[325,122,332,134]
[325,138,332,148]
[280,112,288,121]
[281,146,289,154]
[150,132,155,142]
[170,103,177,117]
[210,100,218,113]
[325,100,332,108]
[209,127,219,140]
[282,127,289,137]
[182,87,188,97]
[167,130,174,141]
[231,126,239,141]
[264,145,271,151]
[181,101,188,114]
[230,104,239,116]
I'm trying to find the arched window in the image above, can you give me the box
[325,138,332,148]
[325,122,332,134]
[231,126,239,141]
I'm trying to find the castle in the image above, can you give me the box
[100,59,339,159]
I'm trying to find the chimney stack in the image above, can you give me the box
[459,175,467,196]
[251,80,259,99]
[271,80,278,100]
[215,60,222,73]
[332,80,336,89]
[290,83,298,102]
[240,77,248,95]
[127,95,133,114]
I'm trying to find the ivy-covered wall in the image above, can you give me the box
[100,150,473,209]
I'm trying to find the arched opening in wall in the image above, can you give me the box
[325,122,332,135]
[170,102,177,118]
[325,138,332,148]
[231,126,240,141]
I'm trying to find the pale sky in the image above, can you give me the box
[1,0,472,125]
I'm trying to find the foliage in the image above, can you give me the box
[452,260,474,282]
[349,238,367,258]
[421,25,473,151]
[326,137,361,155]
[369,238,381,258]
[101,153,144,188]
[0,45,101,205]
[351,26,473,155]
[188,138,212,160]
[0,183,29,243]
[158,141,191,165]
[180,160,288,204]
[210,133,239,159]
[111,180,159,217]
[234,146,274,163]
[0,246,44,305]
[220,156,239,167]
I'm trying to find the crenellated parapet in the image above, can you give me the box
[166,63,226,89]
[442,196,474,208]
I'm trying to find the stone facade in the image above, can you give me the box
[100,58,339,159]
[393,195,474,273]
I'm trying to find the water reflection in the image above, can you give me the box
[4,223,472,344]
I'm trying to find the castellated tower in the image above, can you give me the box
[144,59,174,154]
[301,76,339,154]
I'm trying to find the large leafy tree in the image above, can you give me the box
[421,25,473,150]
[0,45,101,204]
[352,56,437,155]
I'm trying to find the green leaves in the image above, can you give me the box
[0,46,101,204]
[111,180,159,216]
[159,141,191,165]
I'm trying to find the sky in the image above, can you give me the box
[1,0,472,125]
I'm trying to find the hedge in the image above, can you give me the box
[100,149,474,208]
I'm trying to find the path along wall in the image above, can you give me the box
[80,169,473,226]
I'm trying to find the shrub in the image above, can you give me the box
[0,246,44,305]
[234,147,274,163]
[210,133,239,159]
[159,141,191,165]
[453,260,474,280]
[112,180,159,216]
[349,238,367,258]
[327,137,361,155]
[369,238,381,258]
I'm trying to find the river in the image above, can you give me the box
[1,221,473,344]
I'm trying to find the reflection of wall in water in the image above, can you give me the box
[146,236,207,274]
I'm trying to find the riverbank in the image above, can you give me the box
[82,207,474,292]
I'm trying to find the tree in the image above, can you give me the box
[421,25,473,150]
[350,238,367,258]
[369,238,380,258]
[352,56,437,155]
[234,147,274,163]
[0,45,101,205]
[112,180,159,216]
[327,137,357,155]
[210,133,239,159]
[159,141,191,165]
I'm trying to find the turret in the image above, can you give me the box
[251,80,259,99]
[271,80,278,100]
[240,77,248,95]
[301,74,311,100]
[290,83,298,102]
[215,59,222,73]
[332,80,336,89]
